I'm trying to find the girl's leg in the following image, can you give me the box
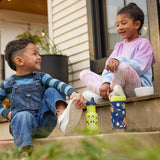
[80,70,102,95]
[110,62,141,97]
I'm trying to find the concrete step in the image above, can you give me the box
[1,131,160,153]
[1,93,160,140]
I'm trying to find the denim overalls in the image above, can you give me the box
[7,73,66,149]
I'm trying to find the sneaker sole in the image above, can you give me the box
[64,98,82,135]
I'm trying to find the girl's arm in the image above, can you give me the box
[114,39,155,75]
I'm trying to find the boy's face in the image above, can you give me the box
[21,43,41,73]
[116,13,140,42]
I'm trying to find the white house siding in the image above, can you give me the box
[47,0,90,93]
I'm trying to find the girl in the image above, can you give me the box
[80,3,156,101]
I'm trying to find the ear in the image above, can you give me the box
[14,56,24,66]
[135,20,141,30]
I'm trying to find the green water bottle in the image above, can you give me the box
[85,97,99,134]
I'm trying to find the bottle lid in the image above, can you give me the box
[86,97,96,106]
[110,96,126,102]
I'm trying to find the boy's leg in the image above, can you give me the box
[33,88,66,138]
[9,111,38,150]
[111,62,142,97]
[34,88,82,136]
[58,97,82,135]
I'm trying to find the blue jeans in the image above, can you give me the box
[9,87,66,149]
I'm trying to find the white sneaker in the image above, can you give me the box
[58,98,82,135]
[82,90,107,104]
[20,152,29,160]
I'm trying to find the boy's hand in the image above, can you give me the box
[7,111,11,120]
[99,83,111,99]
[106,58,119,72]
[70,92,85,109]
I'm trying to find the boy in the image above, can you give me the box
[0,38,85,159]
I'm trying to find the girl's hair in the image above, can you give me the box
[4,38,35,71]
[117,3,144,34]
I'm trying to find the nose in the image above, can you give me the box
[118,24,123,30]
[38,54,41,60]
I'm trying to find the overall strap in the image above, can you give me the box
[6,76,16,86]
[33,72,41,81]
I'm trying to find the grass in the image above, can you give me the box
[1,133,160,160]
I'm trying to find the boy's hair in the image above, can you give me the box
[5,38,35,71]
[117,3,144,34]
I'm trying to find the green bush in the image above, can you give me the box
[1,135,160,160]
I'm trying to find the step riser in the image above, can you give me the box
[1,98,160,140]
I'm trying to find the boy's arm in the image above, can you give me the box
[41,73,76,97]
[7,111,11,120]
[0,83,10,119]
[41,73,85,109]
[70,92,85,109]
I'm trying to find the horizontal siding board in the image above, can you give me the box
[69,80,87,90]
[69,71,80,81]
[68,61,90,73]
[54,30,88,46]
[68,66,90,82]
[52,1,86,21]
[69,52,89,64]
[62,42,89,56]
[61,41,89,57]
[55,32,88,47]
[56,34,89,50]
[54,24,88,40]
[52,0,81,14]
[53,15,87,33]
[53,19,88,39]
[69,60,90,72]
[53,7,87,29]
[52,0,65,8]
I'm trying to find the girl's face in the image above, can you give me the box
[116,13,140,42]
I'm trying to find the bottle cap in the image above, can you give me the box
[86,97,96,106]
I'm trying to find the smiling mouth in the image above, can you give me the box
[36,62,41,65]
[119,31,126,35]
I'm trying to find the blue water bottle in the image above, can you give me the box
[110,93,127,129]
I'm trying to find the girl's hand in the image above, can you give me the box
[70,92,85,109]
[7,111,11,120]
[99,83,111,99]
[105,59,119,72]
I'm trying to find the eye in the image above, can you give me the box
[122,22,127,25]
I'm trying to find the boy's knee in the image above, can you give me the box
[11,111,35,124]
[44,87,66,102]
[14,111,32,119]
[45,88,57,95]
